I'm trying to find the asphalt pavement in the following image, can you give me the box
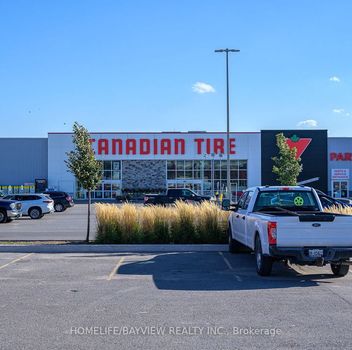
[0,251,351,350]
[0,204,95,241]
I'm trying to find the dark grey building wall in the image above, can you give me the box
[0,138,48,185]
[122,160,166,190]
[261,130,328,193]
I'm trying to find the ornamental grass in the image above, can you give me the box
[324,205,352,215]
[95,201,229,244]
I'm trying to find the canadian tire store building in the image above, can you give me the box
[48,132,261,200]
[1,129,351,199]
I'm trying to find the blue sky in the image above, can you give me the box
[0,0,351,137]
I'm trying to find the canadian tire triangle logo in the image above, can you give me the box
[285,135,312,159]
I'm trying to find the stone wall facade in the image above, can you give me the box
[122,160,166,190]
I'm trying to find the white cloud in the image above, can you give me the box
[332,108,351,116]
[329,76,340,82]
[192,82,216,94]
[333,108,345,114]
[297,119,318,128]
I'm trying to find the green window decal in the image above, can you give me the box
[294,196,304,206]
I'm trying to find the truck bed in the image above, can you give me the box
[251,211,352,248]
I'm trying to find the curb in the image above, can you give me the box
[0,244,228,254]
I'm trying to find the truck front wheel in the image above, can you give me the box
[0,210,7,223]
[331,263,349,277]
[255,235,273,276]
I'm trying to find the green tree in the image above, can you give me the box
[272,133,303,186]
[65,122,102,242]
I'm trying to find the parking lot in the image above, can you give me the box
[0,204,95,241]
[1,251,352,350]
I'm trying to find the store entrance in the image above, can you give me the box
[91,181,122,199]
[332,181,349,198]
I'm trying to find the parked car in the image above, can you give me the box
[3,194,54,219]
[335,198,352,206]
[144,188,212,205]
[227,186,352,277]
[0,199,22,223]
[43,191,74,212]
[315,190,352,208]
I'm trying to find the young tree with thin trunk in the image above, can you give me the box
[65,122,102,242]
[272,133,303,186]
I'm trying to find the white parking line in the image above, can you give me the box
[107,257,125,281]
[218,252,242,282]
[0,253,33,271]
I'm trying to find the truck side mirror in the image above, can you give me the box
[222,199,231,211]
[231,204,239,212]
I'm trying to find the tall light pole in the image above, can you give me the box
[214,48,240,201]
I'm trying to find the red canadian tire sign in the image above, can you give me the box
[48,132,261,161]
[285,135,312,159]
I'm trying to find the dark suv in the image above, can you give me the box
[0,199,22,223]
[43,191,74,212]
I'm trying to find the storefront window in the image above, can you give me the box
[194,161,201,179]
[167,160,176,170]
[177,160,184,171]
[112,171,120,180]
[76,160,122,199]
[167,171,176,180]
[239,170,247,179]
[204,160,211,170]
[104,162,111,171]
[104,171,112,180]
[176,171,184,179]
[166,159,248,195]
[185,160,192,170]
[185,161,193,179]
[333,181,349,198]
[231,170,239,179]
[185,171,193,179]
[94,191,103,199]
[238,160,245,168]
[102,161,121,181]
[112,161,120,170]
[194,170,201,179]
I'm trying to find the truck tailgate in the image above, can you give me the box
[276,216,352,247]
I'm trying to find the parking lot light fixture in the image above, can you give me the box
[214,48,240,201]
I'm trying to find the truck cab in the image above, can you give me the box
[144,189,211,205]
[0,199,22,223]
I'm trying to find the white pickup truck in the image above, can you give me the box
[228,186,352,276]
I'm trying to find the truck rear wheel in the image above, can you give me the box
[228,226,242,254]
[255,235,273,276]
[331,263,349,277]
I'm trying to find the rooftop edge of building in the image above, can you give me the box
[48,131,261,135]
